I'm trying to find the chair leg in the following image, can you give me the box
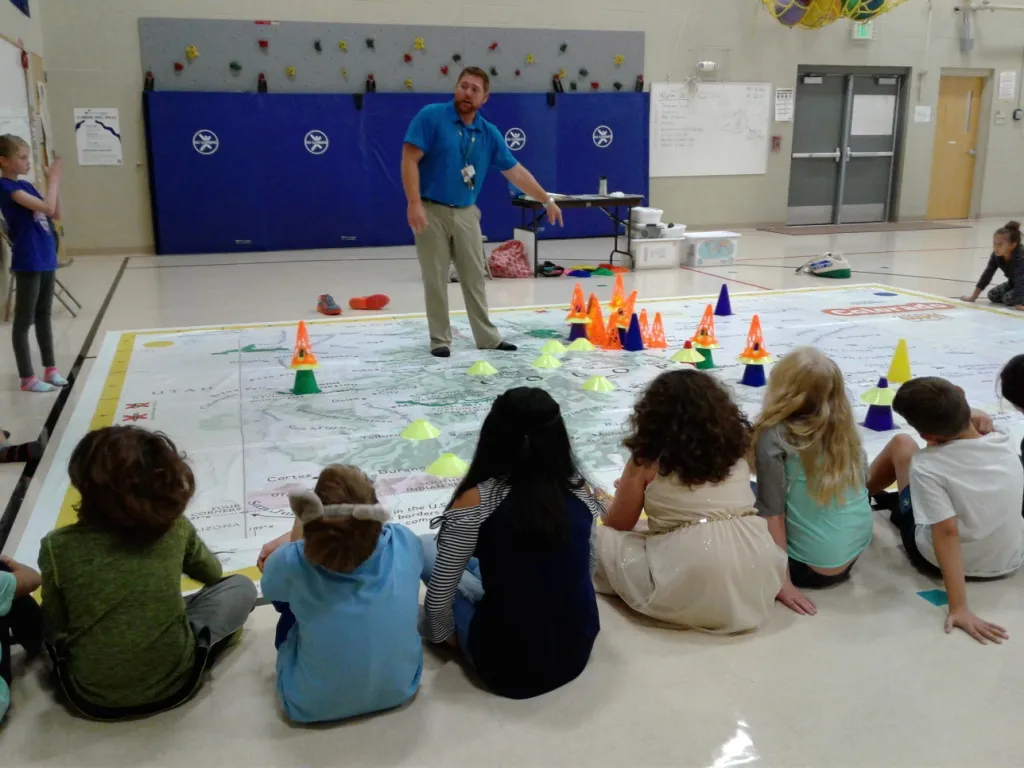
[56,292,77,318]
[55,277,82,309]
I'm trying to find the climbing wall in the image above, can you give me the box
[138,19,645,94]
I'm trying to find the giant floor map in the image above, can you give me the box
[13,284,1024,579]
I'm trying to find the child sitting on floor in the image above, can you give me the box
[999,354,1024,458]
[421,387,604,699]
[595,369,786,634]
[39,426,258,719]
[752,347,873,614]
[961,220,1024,309]
[1,555,42,722]
[257,465,423,723]
[868,377,1024,644]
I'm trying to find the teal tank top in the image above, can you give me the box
[784,455,873,568]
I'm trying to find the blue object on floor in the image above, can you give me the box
[567,270,591,277]
[917,589,948,607]
[740,363,766,387]
[863,403,895,432]
[623,313,645,351]
[714,284,733,316]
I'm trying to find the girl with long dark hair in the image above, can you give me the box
[421,387,604,699]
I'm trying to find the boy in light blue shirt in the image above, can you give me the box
[257,466,424,723]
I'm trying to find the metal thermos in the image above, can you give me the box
[598,176,608,196]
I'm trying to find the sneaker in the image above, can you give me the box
[20,377,55,394]
[317,294,342,316]
[348,294,391,311]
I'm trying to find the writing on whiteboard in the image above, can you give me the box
[649,82,771,178]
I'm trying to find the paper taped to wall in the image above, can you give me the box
[74,107,123,166]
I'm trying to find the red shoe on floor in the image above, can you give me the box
[348,294,391,311]
[317,294,342,316]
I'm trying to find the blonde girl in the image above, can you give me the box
[752,347,873,615]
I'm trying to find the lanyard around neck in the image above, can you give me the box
[457,125,476,167]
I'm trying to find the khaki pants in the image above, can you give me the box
[415,202,501,350]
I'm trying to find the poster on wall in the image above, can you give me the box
[774,88,794,122]
[8,0,30,17]
[74,108,123,166]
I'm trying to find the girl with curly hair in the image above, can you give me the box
[595,369,785,634]
[752,347,872,615]
[38,426,258,720]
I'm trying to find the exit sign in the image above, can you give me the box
[852,21,874,40]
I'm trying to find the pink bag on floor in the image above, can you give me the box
[488,240,532,279]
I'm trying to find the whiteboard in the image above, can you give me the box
[0,36,34,183]
[649,81,771,178]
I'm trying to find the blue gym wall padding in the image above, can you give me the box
[144,91,649,255]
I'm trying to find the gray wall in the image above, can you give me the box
[138,18,644,94]
[36,0,1024,254]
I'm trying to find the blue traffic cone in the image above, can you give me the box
[863,404,895,432]
[714,284,733,316]
[568,322,589,341]
[740,363,766,387]
[623,313,645,351]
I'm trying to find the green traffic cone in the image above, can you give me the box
[292,369,322,395]
[695,348,715,370]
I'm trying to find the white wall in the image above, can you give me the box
[0,0,43,54]
[35,0,1024,253]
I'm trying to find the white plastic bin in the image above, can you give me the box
[684,231,740,267]
[632,239,681,270]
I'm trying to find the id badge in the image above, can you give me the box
[461,164,476,187]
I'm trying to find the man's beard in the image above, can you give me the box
[455,98,476,114]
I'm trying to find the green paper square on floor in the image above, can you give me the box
[917,589,948,607]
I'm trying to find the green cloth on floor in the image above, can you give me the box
[39,517,223,708]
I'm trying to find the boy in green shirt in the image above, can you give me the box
[40,426,257,719]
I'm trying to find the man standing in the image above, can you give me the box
[402,67,563,358]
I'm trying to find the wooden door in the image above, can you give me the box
[926,76,984,220]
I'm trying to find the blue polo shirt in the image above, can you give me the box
[404,101,518,208]
[0,178,57,272]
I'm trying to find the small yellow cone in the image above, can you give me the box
[532,353,562,369]
[887,339,912,384]
[466,361,498,376]
[401,420,441,440]
[540,340,567,356]
[425,453,468,478]
[582,375,615,392]
[567,338,596,352]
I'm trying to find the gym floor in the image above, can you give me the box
[1,219,1019,768]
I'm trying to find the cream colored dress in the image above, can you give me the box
[594,460,785,634]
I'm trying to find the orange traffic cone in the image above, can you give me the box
[290,321,320,369]
[601,313,622,350]
[639,309,651,345]
[616,290,638,329]
[738,315,771,363]
[690,305,719,349]
[587,298,607,345]
[609,274,625,311]
[566,283,588,323]
[587,292,601,316]
[648,312,668,349]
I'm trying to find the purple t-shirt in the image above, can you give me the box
[0,178,57,272]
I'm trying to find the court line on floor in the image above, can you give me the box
[732,245,991,264]
[0,257,130,550]
[677,266,770,290]
[712,263,979,285]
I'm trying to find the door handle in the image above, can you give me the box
[791,148,841,163]
[967,148,977,156]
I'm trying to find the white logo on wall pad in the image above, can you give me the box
[593,125,614,148]
[504,127,527,151]
[192,130,220,155]
[304,130,330,155]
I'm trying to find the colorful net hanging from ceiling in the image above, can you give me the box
[761,0,908,29]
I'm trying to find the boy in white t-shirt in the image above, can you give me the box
[867,377,1024,645]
